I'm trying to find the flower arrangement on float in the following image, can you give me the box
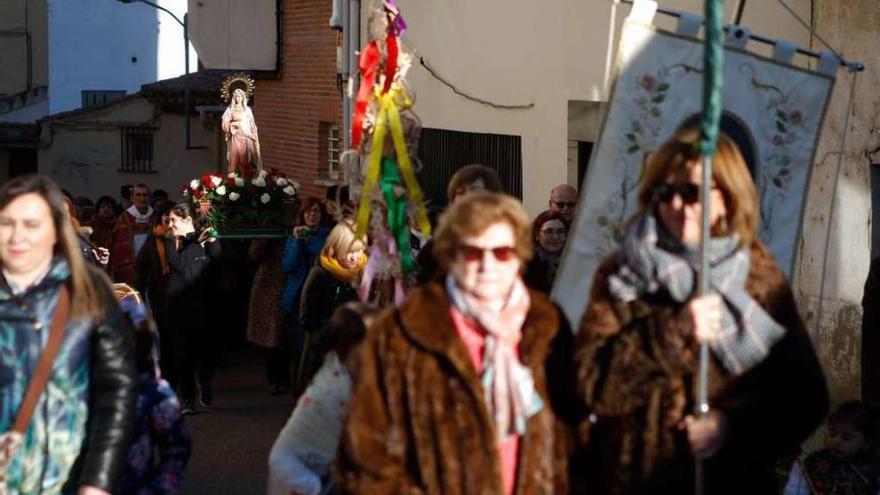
[180,168,299,234]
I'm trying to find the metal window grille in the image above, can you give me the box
[416,128,523,210]
[81,90,126,108]
[328,124,341,179]
[120,128,154,173]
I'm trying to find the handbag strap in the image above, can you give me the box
[10,284,70,435]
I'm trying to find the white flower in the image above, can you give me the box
[275,177,288,187]
[290,180,301,190]
[210,176,222,187]
[258,169,268,178]
[227,172,237,178]
[282,185,297,196]
[260,193,271,204]
[234,177,245,187]
[190,179,199,190]
[252,176,266,187]
[216,185,227,196]
[229,192,240,201]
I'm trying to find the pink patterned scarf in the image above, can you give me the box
[445,275,544,441]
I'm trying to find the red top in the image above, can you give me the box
[450,307,520,495]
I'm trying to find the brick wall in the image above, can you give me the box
[256,0,342,201]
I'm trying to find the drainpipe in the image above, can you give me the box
[345,0,361,170]
[341,0,351,151]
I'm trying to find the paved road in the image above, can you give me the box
[181,348,295,495]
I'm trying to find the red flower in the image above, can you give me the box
[200,175,216,190]
[192,189,203,200]
[789,110,803,125]
[641,74,656,91]
[225,177,236,187]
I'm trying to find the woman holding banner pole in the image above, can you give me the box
[570,129,828,495]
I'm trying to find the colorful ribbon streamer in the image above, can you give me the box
[351,41,381,150]
[355,89,388,239]
[379,156,417,273]
[384,0,407,35]
[382,34,399,94]
[355,87,431,240]
[384,89,431,238]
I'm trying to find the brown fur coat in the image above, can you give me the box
[571,242,828,495]
[336,282,575,495]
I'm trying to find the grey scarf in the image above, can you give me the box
[608,214,785,375]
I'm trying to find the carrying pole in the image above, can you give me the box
[696,0,725,494]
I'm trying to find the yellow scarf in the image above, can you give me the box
[320,253,366,283]
[153,225,170,276]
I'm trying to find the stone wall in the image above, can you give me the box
[795,0,880,406]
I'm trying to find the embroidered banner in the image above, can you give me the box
[553,15,835,328]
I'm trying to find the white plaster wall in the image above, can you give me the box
[392,0,813,216]
[187,0,276,70]
[38,97,213,202]
[47,0,197,115]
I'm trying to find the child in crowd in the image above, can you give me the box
[267,302,379,495]
[113,284,192,495]
[785,400,879,495]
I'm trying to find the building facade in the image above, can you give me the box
[36,71,225,203]
[1,0,199,183]
[254,0,343,201]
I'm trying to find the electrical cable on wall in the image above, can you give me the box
[417,56,535,110]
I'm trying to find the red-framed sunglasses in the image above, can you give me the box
[457,244,517,262]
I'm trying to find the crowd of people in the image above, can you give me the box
[0,128,876,495]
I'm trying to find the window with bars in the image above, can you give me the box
[82,90,126,108]
[119,127,155,173]
[319,122,342,179]
[416,128,523,210]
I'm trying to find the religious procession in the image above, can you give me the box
[0,0,878,494]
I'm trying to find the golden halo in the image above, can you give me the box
[221,73,255,103]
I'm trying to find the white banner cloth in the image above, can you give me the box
[553,17,835,329]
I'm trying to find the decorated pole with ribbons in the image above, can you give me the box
[696,0,724,493]
[347,0,432,305]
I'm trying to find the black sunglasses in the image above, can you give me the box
[652,182,700,205]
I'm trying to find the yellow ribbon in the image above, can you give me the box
[355,92,388,238]
[356,86,432,239]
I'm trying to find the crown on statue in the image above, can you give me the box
[220,73,256,103]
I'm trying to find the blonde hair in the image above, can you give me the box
[322,220,366,261]
[432,192,532,272]
[636,128,759,247]
[0,175,107,319]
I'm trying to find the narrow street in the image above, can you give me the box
[181,349,294,495]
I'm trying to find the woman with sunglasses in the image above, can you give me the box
[570,129,828,495]
[337,192,575,495]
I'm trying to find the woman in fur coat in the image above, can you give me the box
[336,192,576,495]
[570,129,829,495]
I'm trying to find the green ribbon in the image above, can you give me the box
[699,0,724,157]
[379,156,418,273]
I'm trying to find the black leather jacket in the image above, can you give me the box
[0,260,137,493]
